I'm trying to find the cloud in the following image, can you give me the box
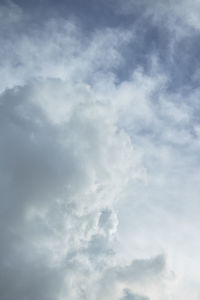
[120,289,149,300]
[0,3,131,93]
[1,1,200,299]
[113,0,200,32]
[98,255,169,300]
[0,76,159,299]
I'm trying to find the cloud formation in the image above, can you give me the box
[1,0,200,299]
[0,16,164,296]
[0,77,143,299]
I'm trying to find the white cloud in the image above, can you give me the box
[97,255,173,300]
[0,43,163,298]
[1,1,200,299]
[0,77,144,299]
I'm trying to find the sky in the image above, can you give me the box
[0,0,200,299]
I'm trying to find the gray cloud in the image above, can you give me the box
[120,289,149,300]
[0,77,159,299]
[98,255,167,300]
[1,1,200,299]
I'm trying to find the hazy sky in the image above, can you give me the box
[1,1,200,299]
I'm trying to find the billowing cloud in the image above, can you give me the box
[0,32,165,299]
[0,77,144,299]
[1,1,200,299]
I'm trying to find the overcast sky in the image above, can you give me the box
[1,0,200,299]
